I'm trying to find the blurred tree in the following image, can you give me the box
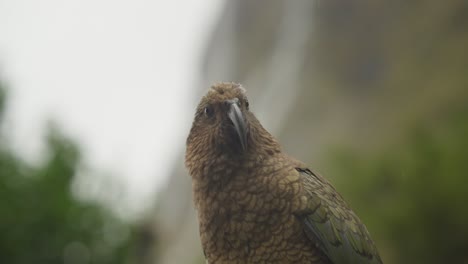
[0,84,134,264]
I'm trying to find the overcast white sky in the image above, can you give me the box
[0,0,224,216]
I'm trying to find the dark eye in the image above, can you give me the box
[204,106,214,117]
[245,100,249,110]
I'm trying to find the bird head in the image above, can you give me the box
[186,82,282,181]
[186,82,251,156]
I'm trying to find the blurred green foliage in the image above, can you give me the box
[329,106,468,263]
[306,1,468,263]
[0,85,133,264]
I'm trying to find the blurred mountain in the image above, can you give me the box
[148,1,468,263]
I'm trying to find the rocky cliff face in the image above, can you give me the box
[147,1,468,263]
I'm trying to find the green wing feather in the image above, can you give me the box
[296,168,382,264]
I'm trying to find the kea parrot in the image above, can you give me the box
[185,83,382,264]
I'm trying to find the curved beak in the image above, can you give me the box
[227,100,247,151]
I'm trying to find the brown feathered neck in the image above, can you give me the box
[185,82,282,182]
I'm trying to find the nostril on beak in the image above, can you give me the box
[225,98,239,107]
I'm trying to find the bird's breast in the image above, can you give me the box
[194,160,321,263]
